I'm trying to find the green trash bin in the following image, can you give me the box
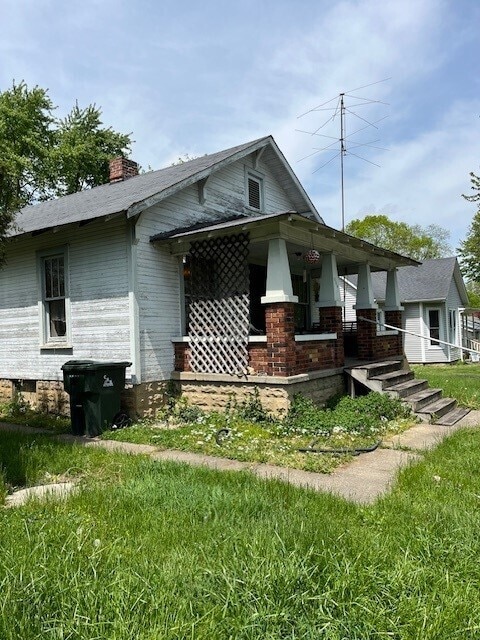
[62,360,131,437]
[62,360,95,435]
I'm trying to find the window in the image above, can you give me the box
[376,308,386,332]
[449,309,457,344]
[292,273,309,332]
[428,309,441,346]
[39,248,70,345]
[245,169,264,210]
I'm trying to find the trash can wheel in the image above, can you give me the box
[111,412,132,430]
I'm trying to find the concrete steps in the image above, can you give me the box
[347,360,469,426]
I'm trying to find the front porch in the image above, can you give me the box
[152,212,417,412]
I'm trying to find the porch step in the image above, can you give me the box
[358,360,404,379]
[433,407,471,426]
[386,378,428,399]
[346,360,470,426]
[415,397,457,423]
[403,388,443,412]
[370,370,414,390]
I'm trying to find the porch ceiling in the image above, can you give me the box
[152,212,419,274]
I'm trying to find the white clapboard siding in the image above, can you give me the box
[0,219,131,381]
[341,279,357,322]
[135,156,298,382]
[403,303,425,363]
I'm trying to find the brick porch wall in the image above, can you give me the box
[385,310,404,356]
[173,303,346,376]
[357,309,377,360]
[174,342,191,372]
[357,308,404,360]
[318,306,344,368]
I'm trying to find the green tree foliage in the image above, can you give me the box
[0,81,132,262]
[458,172,480,283]
[0,81,55,218]
[53,102,132,196]
[345,214,451,261]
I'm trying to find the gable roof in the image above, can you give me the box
[347,257,469,304]
[9,136,322,238]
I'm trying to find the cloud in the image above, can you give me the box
[0,0,478,252]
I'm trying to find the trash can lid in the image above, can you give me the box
[61,360,131,371]
[62,360,132,371]
[61,360,95,371]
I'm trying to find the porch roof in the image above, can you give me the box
[151,211,419,273]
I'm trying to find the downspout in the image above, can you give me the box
[127,219,141,384]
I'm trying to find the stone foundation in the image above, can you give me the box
[122,381,171,419]
[0,369,346,420]
[171,369,346,415]
[0,378,70,414]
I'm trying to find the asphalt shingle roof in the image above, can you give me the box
[349,257,463,302]
[11,136,310,237]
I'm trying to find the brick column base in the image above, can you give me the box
[265,302,296,376]
[385,310,404,357]
[318,306,344,367]
[356,308,377,360]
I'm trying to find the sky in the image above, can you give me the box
[1,0,479,249]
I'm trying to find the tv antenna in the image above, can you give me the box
[297,78,390,231]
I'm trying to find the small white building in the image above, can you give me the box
[342,257,470,364]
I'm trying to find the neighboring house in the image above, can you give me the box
[342,257,471,364]
[0,135,417,417]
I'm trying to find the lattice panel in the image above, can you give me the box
[188,234,250,375]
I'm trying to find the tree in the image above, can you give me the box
[0,81,132,262]
[53,102,132,196]
[0,82,55,215]
[345,214,452,261]
[458,172,480,283]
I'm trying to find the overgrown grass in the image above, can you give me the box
[411,361,480,409]
[0,393,70,433]
[1,427,480,638]
[0,431,141,500]
[103,391,414,473]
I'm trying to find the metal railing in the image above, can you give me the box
[358,315,480,356]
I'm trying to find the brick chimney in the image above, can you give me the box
[109,157,139,183]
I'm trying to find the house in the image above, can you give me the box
[0,136,417,417]
[342,257,472,364]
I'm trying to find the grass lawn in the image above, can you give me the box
[1,426,480,639]
[411,361,480,409]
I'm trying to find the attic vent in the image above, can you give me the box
[248,176,262,210]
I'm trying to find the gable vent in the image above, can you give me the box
[248,177,261,209]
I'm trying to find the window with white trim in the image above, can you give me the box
[376,308,385,332]
[39,248,70,345]
[449,309,457,345]
[245,169,264,210]
[427,308,441,346]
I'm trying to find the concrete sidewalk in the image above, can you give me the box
[2,411,479,505]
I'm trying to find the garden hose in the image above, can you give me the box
[215,428,230,445]
[297,438,382,456]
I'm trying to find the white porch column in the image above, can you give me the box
[354,263,377,310]
[261,238,298,304]
[316,253,343,308]
[384,269,404,311]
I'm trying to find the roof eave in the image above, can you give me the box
[153,212,419,270]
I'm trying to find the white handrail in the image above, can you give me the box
[358,316,480,355]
